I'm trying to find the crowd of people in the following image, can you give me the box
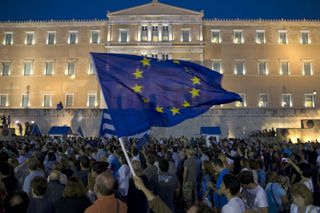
[1,134,320,213]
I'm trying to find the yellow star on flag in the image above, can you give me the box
[189,88,200,98]
[132,84,143,93]
[155,106,164,113]
[143,98,149,103]
[140,57,150,67]
[133,69,143,79]
[191,76,200,85]
[170,107,180,116]
[183,100,191,108]
[173,60,180,64]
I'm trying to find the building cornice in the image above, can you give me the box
[0,19,107,27]
[203,18,320,23]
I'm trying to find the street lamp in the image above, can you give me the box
[313,90,317,108]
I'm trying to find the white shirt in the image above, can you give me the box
[290,204,320,213]
[242,185,269,210]
[303,178,314,193]
[222,197,245,213]
[116,164,130,196]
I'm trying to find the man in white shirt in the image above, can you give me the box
[221,174,245,213]
[239,170,268,213]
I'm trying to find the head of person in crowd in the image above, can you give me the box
[249,159,259,171]
[28,158,40,172]
[187,201,214,213]
[48,170,61,182]
[158,158,169,174]
[0,151,9,162]
[186,149,194,159]
[221,174,241,198]
[146,154,156,166]
[47,152,56,162]
[92,162,109,178]
[240,158,249,170]
[31,176,47,198]
[299,162,313,179]
[291,183,313,208]
[118,153,127,165]
[238,170,256,189]
[211,158,224,173]
[93,171,115,198]
[79,156,90,170]
[132,160,144,176]
[0,161,11,178]
[4,190,29,213]
[202,161,213,176]
[63,177,87,198]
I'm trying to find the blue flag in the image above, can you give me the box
[91,53,241,137]
[77,126,84,138]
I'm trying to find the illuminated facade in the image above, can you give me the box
[0,0,320,138]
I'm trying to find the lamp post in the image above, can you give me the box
[313,90,317,108]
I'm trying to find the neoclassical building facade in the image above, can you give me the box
[0,0,320,138]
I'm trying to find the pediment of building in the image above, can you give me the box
[108,2,203,17]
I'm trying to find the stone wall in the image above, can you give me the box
[0,108,319,138]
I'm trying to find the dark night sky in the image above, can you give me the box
[1,0,320,21]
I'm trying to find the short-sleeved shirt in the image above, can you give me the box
[265,183,286,212]
[242,185,269,210]
[222,197,245,213]
[214,168,229,208]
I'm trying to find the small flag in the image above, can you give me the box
[77,126,84,138]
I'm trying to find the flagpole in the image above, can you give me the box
[119,137,136,177]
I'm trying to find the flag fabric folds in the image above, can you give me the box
[100,109,117,138]
[91,53,241,137]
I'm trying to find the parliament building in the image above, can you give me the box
[0,0,320,138]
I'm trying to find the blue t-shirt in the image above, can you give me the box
[265,183,286,213]
[213,168,229,208]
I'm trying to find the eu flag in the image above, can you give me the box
[90,53,241,137]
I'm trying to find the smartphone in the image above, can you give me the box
[282,158,288,163]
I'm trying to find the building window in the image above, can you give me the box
[47,32,56,44]
[68,31,78,44]
[279,31,287,44]
[234,61,245,75]
[304,94,315,107]
[236,93,246,107]
[43,94,52,107]
[87,93,97,107]
[4,32,13,45]
[281,94,292,107]
[256,30,265,44]
[65,94,74,107]
[259,94,268,107]
[212,59,222,73]
[1,62,10,76]
[152,26,158,42]
[0,94,8,107]
[23,61,33,76]
[67,61,76,76]
[258,61,268,75]
[141,26,148,42]
[151,54,158,59]
[119,29,128,43]
[280,61,289,75]
[21,94,29,108]
[88,62,95,75]
[211,30,221,43]
[90,30,99,44]
[25,32,34,45]
[44,61,54,76]
[302,61,312,76]
[162,26,169,42]
[162,54,169,61]
[181,29,190,42]
[233,30,244,44]
[301,31,310,44]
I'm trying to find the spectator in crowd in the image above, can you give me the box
[114,153,130,199]
[221,174,245,213]
[46,170,65,204]
[199,161,214,207]
[22,159,45,196]
[26,176,54,213]
[290,183,320,213]
[74,156,90,187]
[150,158,180,211]
[127,160,149,213]
[183,149,197,208]
[55,177,91,213]
[265,175,289,213]
[85,171,127,213]
[143,154,157,182]
[3,191,29,213]
[239,170,268,213]
[0,162,18,194]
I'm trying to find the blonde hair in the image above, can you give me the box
[291,183,313,205]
